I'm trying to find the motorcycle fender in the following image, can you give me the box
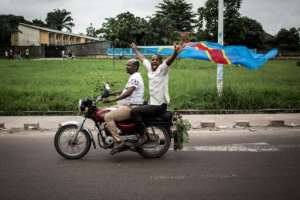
[60,121,81,127]
[59,121,96,149]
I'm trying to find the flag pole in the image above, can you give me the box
[217,0,224,96]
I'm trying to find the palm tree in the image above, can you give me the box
[46,9,75,32]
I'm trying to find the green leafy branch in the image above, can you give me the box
[174,114,191,150]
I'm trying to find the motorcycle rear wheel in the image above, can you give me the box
[137,126,171,158]
[54,125,91,159]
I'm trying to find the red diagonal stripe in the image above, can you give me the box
[195,43,209,51]
[208,49,229,64]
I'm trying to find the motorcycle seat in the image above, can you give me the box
[143,111,173,122]
[116,111,173,127]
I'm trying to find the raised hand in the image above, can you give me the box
[131,42,146,61]
[174,42,185,54]
[131,42,137,49]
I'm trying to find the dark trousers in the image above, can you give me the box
[131,104,167,135]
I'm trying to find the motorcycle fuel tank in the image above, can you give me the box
[93,108,110,122]
[94,107,136,134]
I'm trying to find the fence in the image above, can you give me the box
[0,46,45,58]
[279,50,300,57]
[65,41,111,57]
[0,41,111,58]
[2,44,299,59]
[107,46,165,57]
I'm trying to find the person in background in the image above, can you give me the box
[9,49,13,59]
[4,50,8,59]
[25,48,30,59]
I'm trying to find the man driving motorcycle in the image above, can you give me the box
[102,58,144,155]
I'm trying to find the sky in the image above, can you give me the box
[1,0,299,35]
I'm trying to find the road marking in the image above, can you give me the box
[171,142,288,152]
[150,175,185,181]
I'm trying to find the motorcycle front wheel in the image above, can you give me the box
[137,126,171,158]
[54,125,91,159]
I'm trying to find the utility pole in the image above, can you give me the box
[217,0,224,96]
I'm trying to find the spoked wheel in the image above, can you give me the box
[137,126,171,158]
[54,125,91,159]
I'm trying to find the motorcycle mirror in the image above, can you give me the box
[104,82,111,91]
[101,82,110,98]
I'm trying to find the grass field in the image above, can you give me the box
[0,58,300,112]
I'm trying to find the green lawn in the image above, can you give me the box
[0,58,300,112]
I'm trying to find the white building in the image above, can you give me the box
[11,23,102,46]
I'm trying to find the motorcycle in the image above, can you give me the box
[54,83,179,159]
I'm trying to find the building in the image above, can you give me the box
[11,23,102,46]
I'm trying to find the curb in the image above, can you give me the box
[194,120,300,129]
[175,109,300,115]
[1,120,300,132]
[0,111,78,116]
[1,109,300,116]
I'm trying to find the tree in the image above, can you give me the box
[99,12,149,47]
[197,0,218,40]
[146,16,179,45]
[276,27,300,51]
[233,16,264,49]
[155,0,196,32]
[223,0,243,44]
[195,7,205,33]
[46,9,75,32]
[0,15,29,46]
[197,0,242,41]
[32,19,47,27]
[197,0,266,49]
[86,23,98,37]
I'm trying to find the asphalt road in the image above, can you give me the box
[1,128,300,200]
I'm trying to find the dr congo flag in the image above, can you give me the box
[140,41,278,69]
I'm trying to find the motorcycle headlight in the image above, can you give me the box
[79,98,94,113]
[79,99,85,112]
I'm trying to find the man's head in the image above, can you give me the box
[126,58,139,74]
[151,54,163,71]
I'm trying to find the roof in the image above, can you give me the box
[19,23,102,41]
[263,32,275,42]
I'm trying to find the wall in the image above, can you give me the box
[65,41,111,56]
[40,31,49,45]
[10,33,18,46]
[16,25,40,46]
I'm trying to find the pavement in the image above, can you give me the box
[0,113,300,130]
[1,114,300,199]
[1,128,300,200]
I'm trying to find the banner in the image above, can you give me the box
[141,41,278,69]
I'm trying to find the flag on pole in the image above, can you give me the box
[141,41,278,69]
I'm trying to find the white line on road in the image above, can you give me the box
[171,142,300,152]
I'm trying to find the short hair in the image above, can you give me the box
[127,58,140,69]
[153,54,163,63]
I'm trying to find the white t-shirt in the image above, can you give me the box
[117,72,144,106]
[143,59,170,105]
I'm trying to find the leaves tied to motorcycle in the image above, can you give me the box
[173,114,191,151]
